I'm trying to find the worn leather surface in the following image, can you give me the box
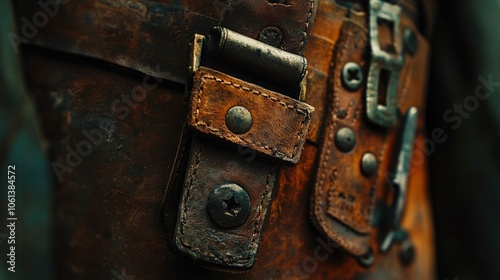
[174,137,276,267]
[311,21,382,257]
[14,0,318,84]
[188,67,314,164]
[220,0,318,55]
[17,0,436,279]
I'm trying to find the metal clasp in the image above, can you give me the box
[381,107,418,253]
[189,27,308,100]
[366,0,404,127]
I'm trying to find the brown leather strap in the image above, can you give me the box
[220,0,317,55]
[15,0,318,84]
[310,1,432,259]
[311,21,384,256]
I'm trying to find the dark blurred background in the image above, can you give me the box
[1,0,499,279]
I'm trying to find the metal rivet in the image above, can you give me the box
[342,62,363,91]
[361,153,378,177]
[337,109,347,119]
[399,239,415,265]
[259,26,283,48]
[335,127,357,152]
[357,246,375,267]
[404,28,418,55]
[226,106,253,134]
[207,183,251,229]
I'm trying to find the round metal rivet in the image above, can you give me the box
[361,153,378,177]
[337,109,348,119]
[207,183,251,229]
[357,246,375,267]
[335,127,357,152]
[399,239,415,265]
[259,26,283,48]
[342,62,363,91]
[404,28,418,55]
[225,106,253,134]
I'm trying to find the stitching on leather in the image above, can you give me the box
[300,0,315,46]
[250,171,273,251]
[195,75,310,160]
[178,142,274,263]
[314,24,362,254]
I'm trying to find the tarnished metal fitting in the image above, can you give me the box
[335,127,357,152]
[225,106,253,134]
[205,27,307,85]
[399,238,415,265]
[207,183,251,229]
[342,62,363,91]
[357,246,375,267]
[361,153,378,177]
[259,26,283,48]
[403,28,418,55]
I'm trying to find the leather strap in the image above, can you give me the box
[14,0,318,84]
[310,1,432,258]
[159,0,318,268]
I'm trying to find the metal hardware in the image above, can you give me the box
[225,106,253,134]
[357,246,375,267]
[335,127,357,152]
[259,26,284,48]
[366,0,404,127]
[361,153,378,177]
[342,62,363,91]
[403,28,418,55]
[380,107,418,253]
[399,237,415,265]
[207,183,251,229]
[205,27,308,85]
[337,109,347,119]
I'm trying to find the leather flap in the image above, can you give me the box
[188,67,314,164]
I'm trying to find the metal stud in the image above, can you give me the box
[399,238,415,265]
[207,183,251,229]
[259,26,284,48]
[403,28,418,55]
[225,106,253,134]
[361,153,378,177]
[335,127,357,152]
[342,62,363,91]
[357,246,375,267]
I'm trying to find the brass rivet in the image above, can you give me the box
[225,106,253,134]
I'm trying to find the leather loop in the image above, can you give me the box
[188,67,314,164]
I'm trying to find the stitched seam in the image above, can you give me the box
[196,75,310,160]
[300,0,315,46]
[249,171,273,254]
[179,146,275,263]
